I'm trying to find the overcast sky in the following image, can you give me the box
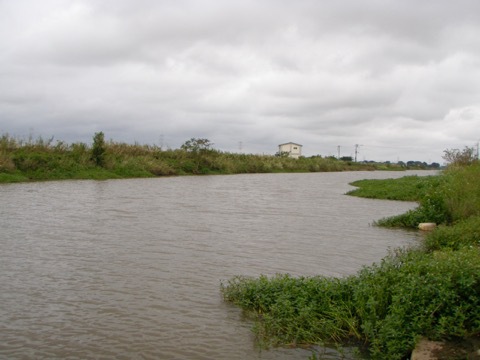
[1,0,480,163]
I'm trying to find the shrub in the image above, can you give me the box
[91,132,106,167]
[0,152,15,172]
[146,160,177,176]
[12,151,54,172]
[424,216,480,251]
[221,248,480,359]
[442,163,480,221]
[442,146,478,167]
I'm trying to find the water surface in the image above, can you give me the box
[0,171,435,359]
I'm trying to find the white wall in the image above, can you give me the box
[279,143,302,158]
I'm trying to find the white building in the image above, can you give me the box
[278,142,303,159]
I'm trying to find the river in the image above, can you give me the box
[0,171,436,359]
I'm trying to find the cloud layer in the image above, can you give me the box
[1,0,480,162]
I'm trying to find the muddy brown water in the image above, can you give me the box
[0,171,436,359]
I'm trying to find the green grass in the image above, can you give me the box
[0,133,412,183]
[347,175,443,202]
[348,175,450,228]
[350,163,480,229]
[0,172,29,183]
[221,161,480,359]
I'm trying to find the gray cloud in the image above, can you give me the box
[1,0,480,163]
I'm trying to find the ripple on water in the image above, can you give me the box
[0,171,434,359]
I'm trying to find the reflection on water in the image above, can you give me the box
[0,171,434,359]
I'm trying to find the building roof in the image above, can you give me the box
[278,142,303,146]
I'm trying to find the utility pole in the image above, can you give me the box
[337,145,341,159]
[354,144,364,162]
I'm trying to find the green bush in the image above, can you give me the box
[0,152,15,172]
[442,163,480,221]
[221,248,480,359]
[356,175,450,228]
[424,216,480,251]
[91,132,106,167]
[355,248,480,358]
[12,151,51,172]
[221,274,358,347]
[370,163,480,228]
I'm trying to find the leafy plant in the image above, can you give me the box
[221,248,480,359]
[442,146,478,167]
[91,131,106,167]
[180,138,214,152]
[424,216,480,251]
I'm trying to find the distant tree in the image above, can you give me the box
[442,146,477,166]
[181,138,214,152]
[179,138,216,174]
[406,161,428,169]
[340,156,353,162]
[91,131,106,167]
[430,162,440,169]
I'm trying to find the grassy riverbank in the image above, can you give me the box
[0,133,420,183]
[221,162,480,359]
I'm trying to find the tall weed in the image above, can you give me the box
[442,163,480,221]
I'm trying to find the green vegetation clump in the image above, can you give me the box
[351,163,480,229]
[221,160,480,359]
[423,216,480,251]
[221,249,480,359]
[347,175,442,202]
[91,131,106,167]
[348,175,450,227]
[0,133,409,183]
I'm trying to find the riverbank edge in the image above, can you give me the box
[0,133,438,184]
[0,165,440,185]
[0,163,406,184]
